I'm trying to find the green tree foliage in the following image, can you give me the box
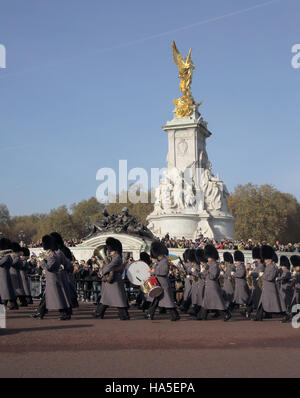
[70,197,105,238]
[228,183,300,244]
[0,204,11,238]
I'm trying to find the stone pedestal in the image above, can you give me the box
[147,106,235,240]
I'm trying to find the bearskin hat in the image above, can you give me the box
[280,255,290,269]
[150,241,167,259]
[50,232,64,248]
[185,249,196,263]
[106,237,122,255]
[273,252,278,264]
[140,251,151,266]
[234,250,244,263]
[11,242,22,253]
[223,252,233,264]
[0,238,11,250]
[204,244,219,261]
[183,249,189,262]
[21,247,30,257]
[195,248,206,265]
[42,235,55,251]
[290,255,300,268]
[260,245,275,260]
[252,247,261,261]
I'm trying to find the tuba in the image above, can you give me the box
[94,245,114,283]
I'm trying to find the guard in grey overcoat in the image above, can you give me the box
[0,238,17,308]
[9,243,27,306]
[281,255,300,322]
[246,247,265,318]
[189,249,205,316]
[145,241,180,321]
[199,245,231,321]
[40,235,71,320]
[179,249,193,312]
[222,252,235,307]
[20,247,33,304]
[50,232,79,309]
[254,245,287,321]
[233,250,250,307]
[277,256,293,311]
[93,237,129,320]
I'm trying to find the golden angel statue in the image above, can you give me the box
[172,41,201,118]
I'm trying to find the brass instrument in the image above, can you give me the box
[219,271,225,287]
[37,251,48,262]
[93,245,114,283]
[257,273,264,290]
[246,273,254,291]
[0,249,12,258]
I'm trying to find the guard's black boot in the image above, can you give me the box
[141,301,150,312]
[7,300,19,310]
[19,296,28,307]
[212,310,221,319]
[26,296,33,305]
[252,305,264,321]
[118,307,130,320]
[188,305,199,317]
[264,312,273,319]
[159,307,167,314]
[197,307,208,321]
[179,298,191,313]
[59,309,69,320]
[31,312,44,319]
[170,308,180,321]
[280,313,292,323]
[223,310,232,322]
[92,303,107,319]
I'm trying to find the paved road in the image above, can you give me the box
[0,303,299,378]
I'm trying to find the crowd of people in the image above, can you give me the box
[160,234,300,253]
[1,232,300,324]
[28,238,83,248]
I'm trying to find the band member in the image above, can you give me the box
[0,238,18,310]
[137,251,153,312]
[185,249,200,317]
[179,249,193,313]
[253,245,286,321]
[39,235,72,320]
[10,243,27,307]
[281,255,300,323]
[20,247,33,304]
[232,250,249,311]
[50,232,78,311]
[277,256,293,316]
[245,247,265,318]
[191,248,206,319]
[222,252,235,309]
[145,241,180,321]
[93,237,129,320]
[198,245,231,321]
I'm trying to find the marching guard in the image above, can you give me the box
[281,255,300,323]
[232,250,249,311]
[20,247,33,304]
[0,238,18,309]
[145,241,180,321]
[222,252,235,310]
[190,248,206,318]
[179,249,193,313]
[253,245,287,322]
[10,243,27,307]
[277,256,293,317]
[197,245,231,321]
[38,235,72,320]
[245,247,265,318]
[93,237,129,320]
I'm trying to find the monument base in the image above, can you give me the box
[147,212,235,241]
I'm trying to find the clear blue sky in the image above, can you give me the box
[0,0,299,216]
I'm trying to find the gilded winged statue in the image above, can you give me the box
[172,41,201,118]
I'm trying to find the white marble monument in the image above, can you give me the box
[147,42,235,241]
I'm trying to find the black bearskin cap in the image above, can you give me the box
[195,248,206,265]
[42,235,55,251]
[234,250,244,262]
[273,252,278,264]
[140,251,151,266]
[11,242,22,253]
[252,247,261,260]
[21,247,30,257]
[0,238,11,250]
[280,255,290,269]
[223,252,233,264]
[185,249,196,263]
[204,244,219,261]
[150,241,168,259]
[183,249,189,262]
[50,232,64,248]
[260,245,274,260]
[106,237,122,255]
[290,255,300,268]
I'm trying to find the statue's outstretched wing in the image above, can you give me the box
[172,41,185,67]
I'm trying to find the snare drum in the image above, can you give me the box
[141,276,163,298]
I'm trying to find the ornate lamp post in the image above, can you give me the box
[18,230,26,247]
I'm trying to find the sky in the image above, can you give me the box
[0,0,299,216]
